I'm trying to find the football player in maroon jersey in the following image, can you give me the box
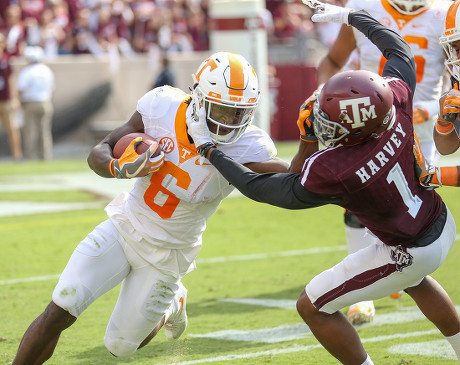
[188,2,460,364]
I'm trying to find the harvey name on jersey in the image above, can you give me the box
[355,122,406,183]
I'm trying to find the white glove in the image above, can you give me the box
[187,106,215,164]
[302,0,352,25]
[188,107,213,147]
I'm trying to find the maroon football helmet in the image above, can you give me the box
[313,70,395,147]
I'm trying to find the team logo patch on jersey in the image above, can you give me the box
[390,246,413,272]
[159,137,175,153]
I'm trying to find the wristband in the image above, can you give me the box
[197,142,216,158]
[109,159,116,177]
[435,120,454,136]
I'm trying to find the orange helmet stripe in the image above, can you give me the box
[227,53,244,97]
[446,1,460,33]
[195,57,218,82]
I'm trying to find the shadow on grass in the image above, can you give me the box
[69,336,270,364]
[189,285,305,318]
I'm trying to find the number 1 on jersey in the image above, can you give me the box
[386,163,422,218]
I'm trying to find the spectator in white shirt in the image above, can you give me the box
[17,46,55,160]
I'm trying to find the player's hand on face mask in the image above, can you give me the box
[437,85,460,136]
[442,84,460,115]
[302,0,352,25]
[110,137,165,179]
[297,90,319,142]
[188,106,216,161]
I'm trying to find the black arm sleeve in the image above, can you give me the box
[209,150,340,209]
[349,10,416,93]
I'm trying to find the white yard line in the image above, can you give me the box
[3,234,460,285]
[3,233,460,285]
[0,246,346,285]
[160,330,451,365]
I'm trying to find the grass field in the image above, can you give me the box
[1,142,460,364]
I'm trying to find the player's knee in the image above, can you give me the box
[52,279,89,318]
[344,210,365,228]
[104,335,139,357]
[296,290,315,321]
[142,280,178,322]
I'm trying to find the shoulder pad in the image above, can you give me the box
[137,86,189,119]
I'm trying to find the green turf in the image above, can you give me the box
[1,150,460,364]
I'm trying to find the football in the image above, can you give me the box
[113,133,160,158]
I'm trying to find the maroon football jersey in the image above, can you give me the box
[300,78,443,246]
[0,55,12,101]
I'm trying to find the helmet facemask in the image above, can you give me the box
[192,84,257,144]
[313,101,350,147]
[440,26,460,84]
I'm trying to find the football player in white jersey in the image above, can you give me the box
[12,52,292,364]
[436,0,460,159]
[312,0,452,325]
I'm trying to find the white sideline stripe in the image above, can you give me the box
[190,304,460,343]
[0,274,60,285]
[196,246,346,264]
[388,339,456,360]
[0,201,102,217]
[162,330,441,365]
[3,234,460,285]
[0,246,346,285]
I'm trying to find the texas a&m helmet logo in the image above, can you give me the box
[339,97,377,128]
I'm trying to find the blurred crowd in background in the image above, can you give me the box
[0,0,345,61]
[0,0,348,161]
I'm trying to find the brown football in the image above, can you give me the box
[113,133,160,158]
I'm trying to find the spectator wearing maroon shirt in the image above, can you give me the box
[1,4,26,56]
[187,5,208,51]
[0,34,22,160]
[72,8,103,56]
[39,8,66,57]
[20,0,47,21]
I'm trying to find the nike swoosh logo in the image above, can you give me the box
[178,297,184,316]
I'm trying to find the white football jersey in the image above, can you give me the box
[105,86,277,255]
[346,0,450,144]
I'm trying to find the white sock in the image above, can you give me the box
[361,354,374,365]
[345,226,377,254]
[445,331,460,360]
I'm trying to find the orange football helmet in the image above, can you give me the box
[191,52,259,144]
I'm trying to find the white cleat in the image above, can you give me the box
[164,283,188,340]
[346,301,375,325]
